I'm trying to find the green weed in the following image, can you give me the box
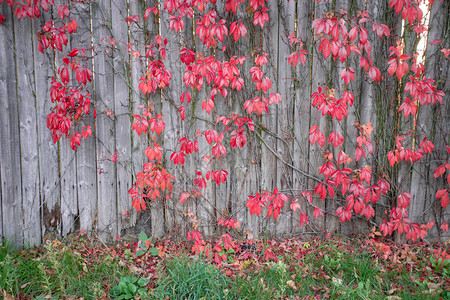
[0,238,130,299]
[152,255,234,299]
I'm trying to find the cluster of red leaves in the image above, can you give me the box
[3,0,96,151]
[47,49,94,150]
[129,107,175,211]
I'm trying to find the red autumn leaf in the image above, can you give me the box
[313,207,323,220]
[433,164,447,179]
[369,66,381,82]
[290,200,301,212]
[420,137,435,154]
[180,192,190,204]
[328,131,344,148]
[60,66,69,85]
[398,192,411,208]
[299,213,309,227]
[314,183,327,200]
[309,125,325,147]
[67,48,79,57]
[150,115,165,135]
[436,189,449,209]
[340,67,355,85]
[246,193,264,216]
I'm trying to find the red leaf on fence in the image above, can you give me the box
[299,213,309,227]
[309,126,325,147]
[180,192,190,204]
[60,67,69,85]
[247,193,264,216]
[313,207,323,220]
[433,164,447,179]
[314,183,327,200]
[436,189,449,209]
[398,192,411,208]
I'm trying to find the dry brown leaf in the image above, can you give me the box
[286,280,297,291]
[1,289,15,300]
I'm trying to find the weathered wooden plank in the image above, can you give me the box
[111,0,133,234]
[309,0,332,233]
[128,0,147,233]
[0,6,24,247]
[293,0,314,236]
[92,0,118,241]
[145,0,165,239]
[211,0,232,235]
[193,3,216,237]
[176,7,198,239]
[71,1,98,234]
[410,0,449,234]
[160,4,184,237]
[236,9,261,238]
[262,0,280,235]
[275,0,296,235]
[50,1,78,237]
[32,11,61,240]
[14,15,41,246]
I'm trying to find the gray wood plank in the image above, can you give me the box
[111,0,133,233]
[293,0,315,236]
[262,0,280,235]
[160,4,184,237]
[0,6,24,248]
[127,0,147,233]
[92,0,118,241]
[51,1,78,237]
[275,0,296,235]
[14,16,41,246]
[309,0,332,233]
[32,11,61,240]
[72,1,98,234]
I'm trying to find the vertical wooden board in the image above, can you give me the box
[309,0,332,233]
[192,7,215,237]
[128,0,147,231]
[176,11,198,238]
[410,0,449,227]
[92,0,118,241]
[276,0,296,235]
[14,17,41,246]
[0,8,24,248]
[236,12,261,237]
[327,0,350,234]
[59,146,78,236]
[32,13,61,239]
[261,0,279,235]
[146,1,165,238]
[293,0,314,235]
[160,7,183,236]
[211,0,232,234]
[50,1,78,237]
[71,2,98,233]
[111,0,133,232]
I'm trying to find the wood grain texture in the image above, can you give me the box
[0,5,24,247]
[32,10,61,240]
[71,1,98,234]
[14,16,41,246]
[92,0,118,240]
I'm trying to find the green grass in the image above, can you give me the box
[151,255,235,299]
[0,237,131,299]
[1,235,448,299]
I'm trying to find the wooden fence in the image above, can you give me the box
[0,0,449,248]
